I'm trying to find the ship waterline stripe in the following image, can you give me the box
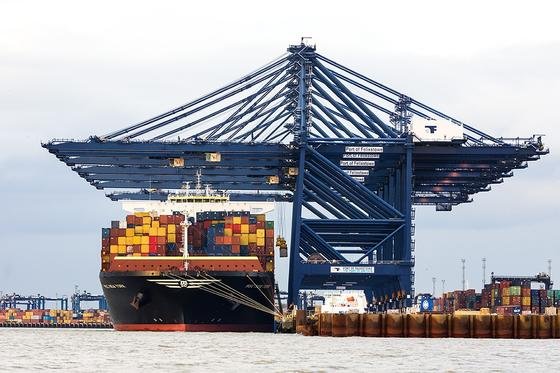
[113,323,274,332]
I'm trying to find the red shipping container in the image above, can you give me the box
[232,236,241,245]
[265,229,274,238]
[225,216,233,224]
[126,215,135,225]
[233,224,241,234]
[265,237,275,248]
[135,216,143,226]
[256,221,265,229]
[149,236,158,245]
[160,215,169,224]
[109,237,118,245]
[511,296,521,305]
[110,228,120,237]
[133,245,141,253]
[241,216,249,224]
[157,236,166,245]
[249,225,256,234]
[101,238,110,247]
[157,244,166,254]
[203,220,211,229]
[231,245,240,254]
[149,244,157,253]
[215,236,224,245]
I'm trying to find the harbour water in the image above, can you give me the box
[1,329,558,372]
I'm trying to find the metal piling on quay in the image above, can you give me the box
[295,312,560,339]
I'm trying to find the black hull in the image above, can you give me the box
[100,271,275,332]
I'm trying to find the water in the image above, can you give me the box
[0,329,558,372]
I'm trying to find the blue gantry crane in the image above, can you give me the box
[0,294,69,310]
[43,41,548,308]
[71,290,108,313]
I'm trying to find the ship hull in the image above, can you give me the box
[100,270,275,332]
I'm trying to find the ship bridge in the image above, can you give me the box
[43,42,548,306]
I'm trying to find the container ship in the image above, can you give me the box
[100,183,280,332]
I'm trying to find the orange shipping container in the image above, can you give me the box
[240,225,249,234]
[126,228,134,237]
[223,236,232,245]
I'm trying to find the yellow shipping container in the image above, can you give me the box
[240,225,249,234]
[126,228,134,237]
[134,226,143,234]
[133,253,141,257]
[257,237,265,247]
[135,212,149,217]
[240,234,249,245]
[110,245,118,254]
[141,236,149,245]
[233,216,241,224]
[503,288,510,296]
[256,229,265,238]
[117,236,126,245]
[158,227,166,236]
[168,224,176,234]
[522,297,531,306]
[133,236,142,245]
[142,216,151,225]
[141,244,149,253]
[168,234,176,243]
[224,228,233,236]
[248,234,257,243]
[142,225,150,234]
[118,245,126,254]
[149,227,158,236]
[502,296,510,306]
[152,221,160,228]
[125,236,134,245]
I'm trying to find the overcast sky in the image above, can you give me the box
[1,0,559,299]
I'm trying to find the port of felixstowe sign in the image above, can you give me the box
[330,266,375,274]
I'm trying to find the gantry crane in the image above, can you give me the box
[43,41,547,307]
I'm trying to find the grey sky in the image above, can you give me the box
[1,0,559,298]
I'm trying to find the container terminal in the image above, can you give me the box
[39,40,551,335]
[0,290,111,328]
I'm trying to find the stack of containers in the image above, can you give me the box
[101,212,186,270]
[101,210,275,272]
[187,211,275,271]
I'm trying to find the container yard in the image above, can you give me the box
[40,41,550,335]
